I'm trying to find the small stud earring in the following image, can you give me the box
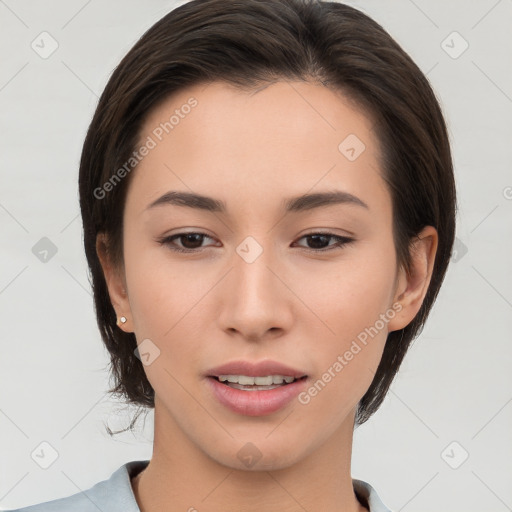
[117,316,127,326]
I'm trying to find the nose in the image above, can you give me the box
[217,243,294,342]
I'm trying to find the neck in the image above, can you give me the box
[132,398,367,512]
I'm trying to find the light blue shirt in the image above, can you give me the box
[5,460,393,511]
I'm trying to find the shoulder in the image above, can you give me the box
[353,478,394,512]
[4,460,149,512]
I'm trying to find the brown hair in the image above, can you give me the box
[79,0,456,430]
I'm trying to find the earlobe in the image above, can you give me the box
[387,226,438,332]
[96,232,132,332]
[116,315,127,327]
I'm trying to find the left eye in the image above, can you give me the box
[293,233,355,251]
[157,232,354,253]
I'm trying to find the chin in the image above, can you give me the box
[207,437,307,472]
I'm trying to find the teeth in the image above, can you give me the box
[217,375,296,385]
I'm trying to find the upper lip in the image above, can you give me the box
[206,360,308,379]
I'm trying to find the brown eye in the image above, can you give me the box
[157,231,354,254]
[294,233,354,252]
[158,232,215,253]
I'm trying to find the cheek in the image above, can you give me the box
[123,236,183,332]
[299,248,396,392]
[122,238,208,374]
[304,249,396,333]
[297,280,391,426]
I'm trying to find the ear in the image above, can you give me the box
[387,225,438,332]
[96,232,133,333]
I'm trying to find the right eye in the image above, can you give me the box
[157,232,217,253]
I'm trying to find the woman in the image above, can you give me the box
[7,0,456,510]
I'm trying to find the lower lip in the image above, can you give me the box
[206,376,308,416]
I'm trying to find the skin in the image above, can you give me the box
[97,80,438,512]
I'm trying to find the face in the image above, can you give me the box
[99,80,433,470]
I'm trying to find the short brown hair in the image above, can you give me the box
[79,0,456,429]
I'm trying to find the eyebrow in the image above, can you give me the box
[145,190,369,213]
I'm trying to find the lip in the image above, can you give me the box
[206,375,309,416]
[205,360,308,379]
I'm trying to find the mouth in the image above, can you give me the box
[204,360,309,415]
[208,374,308,391]
[205,374,309,416]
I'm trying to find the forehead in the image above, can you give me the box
[126,80,389,219]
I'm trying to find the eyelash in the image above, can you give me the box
[157,231,355,254]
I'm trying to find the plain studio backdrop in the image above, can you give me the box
[0,1,511,511]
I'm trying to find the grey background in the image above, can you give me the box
[1,1,511,510]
